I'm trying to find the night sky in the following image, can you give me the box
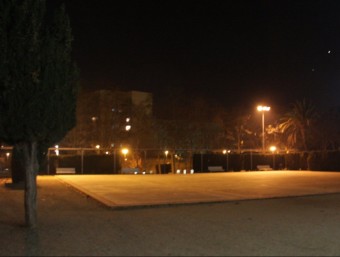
[50,0,340,111]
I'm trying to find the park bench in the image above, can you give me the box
[256,165,273,171]
[208,166,225,172]
[121,167,140,174]
[56,167,76,174]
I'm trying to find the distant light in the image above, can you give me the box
[257,105,270,112]
[55,145,59,156]
[91,116,98,121]
[125,125,131,131]
[105,151,109,155]
[269,146,277,152]
[328,50,331,54]
[6,152,10,157]
[95,145,100,149]
[126,117,130,122]
[121,148,129,155]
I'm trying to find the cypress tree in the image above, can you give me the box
[0,0,78,228]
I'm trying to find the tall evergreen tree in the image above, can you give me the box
[0,0,78,228]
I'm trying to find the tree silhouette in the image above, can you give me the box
[0,0,78,228]
[279,99,319,151]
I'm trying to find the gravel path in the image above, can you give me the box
[1,176,340,256]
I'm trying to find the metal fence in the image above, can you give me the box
[1,147,340,175]
[42,148,340,174]
[44,147,194,175]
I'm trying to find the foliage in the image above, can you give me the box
[0,1,78,147]
[278,99,319,151]
[0,0,78,228]
[316,106,340,150]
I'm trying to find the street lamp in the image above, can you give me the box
[164,150,169,163]
[269,145,276,169]
[121,148,129,161]
[257,105,270,153]
[222,149,230,171]
[55,145,59,156]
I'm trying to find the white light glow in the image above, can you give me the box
[257,105,270,112]
[121,148,129,155]
[269,146,277,152]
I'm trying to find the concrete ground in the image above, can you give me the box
[56,171,340,208]
[1,171,340,256]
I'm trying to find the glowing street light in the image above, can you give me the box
[121,148,129,161]
[269,146,277,152]
[269,145,277,169]
[257,105,271,153]
[55,145,59,156]
[222,149,230,171]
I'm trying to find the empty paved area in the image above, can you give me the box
[57,171,340,208]
[2,171,340,256]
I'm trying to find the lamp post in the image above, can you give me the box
[269,145,276,169]
[257,105,270,153]
[163,150,169,174]
[222,149,230,171]
[164,150,169,163]
[121,148,129,161]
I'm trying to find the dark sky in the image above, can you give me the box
[50,0,340,111]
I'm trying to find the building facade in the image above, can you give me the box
[61,89,153,149]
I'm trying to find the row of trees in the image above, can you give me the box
[168,97,339,152]
[62,89,340,154]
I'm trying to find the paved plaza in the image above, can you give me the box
[2,170,340,256]
[56,170,340,208]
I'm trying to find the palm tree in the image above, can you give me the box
[279,99,319,151]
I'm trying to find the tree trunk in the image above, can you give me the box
[23,141,39,229]
[11,145,26,184]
